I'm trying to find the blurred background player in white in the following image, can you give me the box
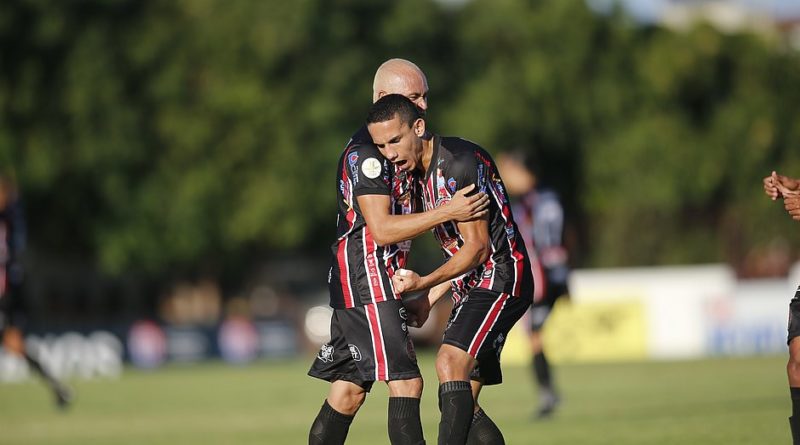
[763,170,800,444]
[0,173,72,409]
[497,152,570,419]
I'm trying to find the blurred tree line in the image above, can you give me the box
[1,0,799,290]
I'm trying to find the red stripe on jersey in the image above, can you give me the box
[337,238,355,308]
[337,160,357,308]
[363,228,386,303]
[366,303,388,380]
[468,293,509,357]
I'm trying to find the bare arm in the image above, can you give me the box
[357,184,489,246]
[393,217,491,293]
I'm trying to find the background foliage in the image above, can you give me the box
[2,0,799,287]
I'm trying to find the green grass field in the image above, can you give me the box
[0,353,789,444]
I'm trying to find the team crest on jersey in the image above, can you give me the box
[348,344,362,361]
[447,177,457,193]
[317,344,335,363]
[362,158,382,179]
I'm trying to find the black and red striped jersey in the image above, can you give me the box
[328,126,417,309]
[420,136,534,305]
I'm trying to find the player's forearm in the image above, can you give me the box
[369,207,451,246]
[418,241,489,290]
[428,281,451,306]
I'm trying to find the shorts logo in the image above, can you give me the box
[348,344,362,361]
[493,333,506,357]
[361,158,382,179]
[398,307,408,320]
[317,344,334,363]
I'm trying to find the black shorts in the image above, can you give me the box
[308,299,420,391]
[443,288,531,386]
[788,286,800,345]
[530,282,568,331]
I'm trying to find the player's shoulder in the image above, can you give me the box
[440,136,489,170]
[347,125,373,147]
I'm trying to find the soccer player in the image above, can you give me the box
[0,173,72,409]
[307,59,489,445]
[367,94,535,445]
[763,170,800,444]
[497,152,569,419]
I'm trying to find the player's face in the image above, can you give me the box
[382,75,429,115]
[368,115,425,173]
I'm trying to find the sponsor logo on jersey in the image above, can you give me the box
[447,177,457,193]
[362,157,382,179]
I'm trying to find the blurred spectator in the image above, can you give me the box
[0,173,72,409]
[497,152,571,420]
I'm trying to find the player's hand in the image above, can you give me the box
[393,268,423,294]
[444,184,489,222]
[770,171,800,199]
[785,196,800,221]
[402,294,431,328]
[764,172,781,200]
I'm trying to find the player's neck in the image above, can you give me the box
[420,133,435,176]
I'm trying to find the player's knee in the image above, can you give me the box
[436,348,471,381]
[388,377,423,398]
[328,388,367,415]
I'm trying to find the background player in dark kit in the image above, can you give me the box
[0,173,72,409]
[497,152,570,419]
[367,94,534,445]
[308,59,489,445]
[763,170,800,444]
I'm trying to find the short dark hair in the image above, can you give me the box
[366,94,421,128]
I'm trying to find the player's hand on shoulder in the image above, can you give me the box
[446,184,489,222]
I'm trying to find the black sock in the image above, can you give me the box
[791,388,800,444]
[438,381,473,445]
[388,397,425,445]
[24,351,63,391]
[466,408,504,445]
[309,400,355,445]
[533,352,551,389]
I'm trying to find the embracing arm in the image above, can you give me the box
[394,217,490,293]
[357,184,488,246]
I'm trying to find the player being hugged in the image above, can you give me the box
[367,94,535,445]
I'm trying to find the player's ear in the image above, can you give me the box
[413,118,425,137]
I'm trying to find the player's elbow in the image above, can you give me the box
[465,240,491,266]
[369,228,394,247]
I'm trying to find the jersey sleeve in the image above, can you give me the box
[348,144,392,196]
[442,149,483,197]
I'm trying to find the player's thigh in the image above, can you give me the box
[342,300,421,382]
[443,289,530,385]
